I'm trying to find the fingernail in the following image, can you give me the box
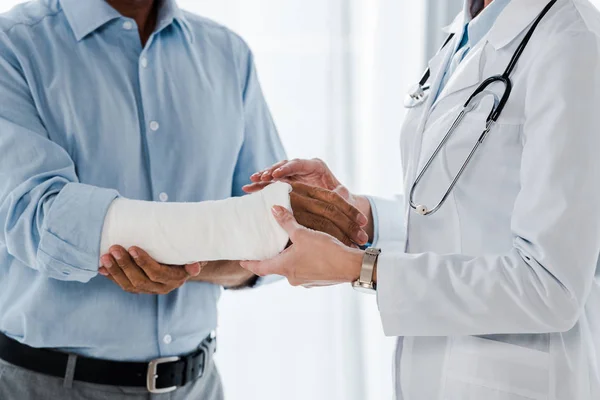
[274,168,282,174]
[357,213,368,226]
[102,258,113,269]
[98,268,109,276]
[185,263,201,276]
[358,231,369,244]
[110,250,122,260]
[271,206,283,217]
[129,249,139,258]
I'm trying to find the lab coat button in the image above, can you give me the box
[163,334,172,344]
[141,57,148,68]
[159,192,169,202]
[149,121,159,131]
[122,21,134,30]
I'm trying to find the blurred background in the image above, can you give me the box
[6,0,594,399]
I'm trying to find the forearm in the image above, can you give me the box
[100,182,292,265]
[190,260,258,289]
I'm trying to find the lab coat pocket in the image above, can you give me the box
[443,336,550,400]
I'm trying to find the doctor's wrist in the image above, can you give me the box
[343,248,365,283]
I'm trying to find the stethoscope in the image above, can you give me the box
[406,0,557,216]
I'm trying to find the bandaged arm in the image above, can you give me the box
[100,182,292,266]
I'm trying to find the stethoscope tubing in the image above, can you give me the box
[408,0,557,216]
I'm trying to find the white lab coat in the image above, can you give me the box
[371,0,600,399]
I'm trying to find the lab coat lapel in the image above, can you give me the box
[431,0,551,109]
[425,10,465,109]
[433,44,485,104]
[487,0,552,50]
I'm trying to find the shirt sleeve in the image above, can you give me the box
[0,32,118,283]
[229,33,287,198]
[376,32,600,336]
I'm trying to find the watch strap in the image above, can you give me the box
[359,248,380,286]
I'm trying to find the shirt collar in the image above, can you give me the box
[155,0,194,43]
[444,0,512,51]
[60,0,193,43]
[465,0,511,49]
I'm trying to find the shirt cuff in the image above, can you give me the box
[37,183,119,282]
[367,196,405,248]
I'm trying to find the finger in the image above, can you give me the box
[240,251,292,277]
[101,253,135,292]
[293,210,354,247]
[184,262,205,276]
[110,246,162,293]
[103,273,153,295]
[271,206,305,242]
[271,159,318,180]
[290,190,367,245]
[128,247,190,283]
[305,185,368,227]
[261,159,291,181]
[242,181,273,193]
[250,160,288,182]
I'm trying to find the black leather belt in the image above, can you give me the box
[0,332,216,394]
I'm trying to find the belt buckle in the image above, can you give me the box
[147,356,180,394]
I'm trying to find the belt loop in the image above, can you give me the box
[63,354,78,389]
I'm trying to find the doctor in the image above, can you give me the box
[243,0,600,398]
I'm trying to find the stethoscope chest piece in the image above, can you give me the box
[404,84,428,108]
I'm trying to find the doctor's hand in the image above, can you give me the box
[246,158,345,195]
[244,159,374,242]
[287,182,368,247]
[99,246,204,295]
[240,206,364,288]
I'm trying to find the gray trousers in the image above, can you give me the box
[0,357,224,400]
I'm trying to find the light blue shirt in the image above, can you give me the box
[436,0,511,97]
[0,0,285,361]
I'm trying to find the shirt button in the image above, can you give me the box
[159,192,169,202]
[140,57,148,68]
[149,121,159,131]
[163,334,172,344]
[122,21,134,30]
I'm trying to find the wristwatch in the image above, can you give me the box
[352,247,381,294]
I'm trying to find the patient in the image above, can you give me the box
[0,0,366,399]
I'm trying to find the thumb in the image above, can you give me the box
[271,205,303,241]
[240,251,290,277]
[184,261,206,277]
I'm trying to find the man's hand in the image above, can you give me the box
[289,182,368,247]
[99,246,204,295]
[244,159,374,242]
